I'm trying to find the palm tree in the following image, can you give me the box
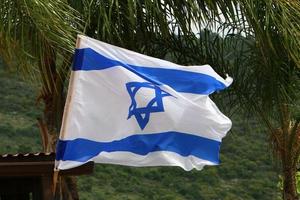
[0,1,82,199]
[0,0,80,151]
[238,2,300,198]
[221,2,300,199]
[0,0,299,199]
[166,1,300,199]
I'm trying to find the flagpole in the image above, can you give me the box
[59,35,82,139]
[53,35,82,196]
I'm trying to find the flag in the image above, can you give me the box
[55,35,233,171]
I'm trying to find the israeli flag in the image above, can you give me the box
[55,35,233,171]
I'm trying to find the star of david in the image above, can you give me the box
[126,82,171,130]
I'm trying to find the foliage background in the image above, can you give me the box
[0,63,279,200]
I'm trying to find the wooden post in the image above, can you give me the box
[41,176,53,200]
[52,169,59,196]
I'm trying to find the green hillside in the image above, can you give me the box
[0,65,279,200]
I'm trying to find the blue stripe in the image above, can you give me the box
[56,132,221,164]
[73,48,227,95]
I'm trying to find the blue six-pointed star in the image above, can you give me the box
[126,82,171,130]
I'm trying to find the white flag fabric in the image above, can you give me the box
[55,35,233,171]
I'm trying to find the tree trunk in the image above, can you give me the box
[283,166,298,200]
[272,106,300,200]
[37,43,79,200]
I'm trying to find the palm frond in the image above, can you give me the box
[0,0,81,88]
